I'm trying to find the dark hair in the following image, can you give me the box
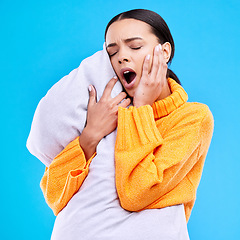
[105,9,181,85]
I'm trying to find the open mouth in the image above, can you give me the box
[123,70,136,84]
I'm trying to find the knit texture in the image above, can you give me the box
[115,78,214,221]
[40,138,95,215]
[40,78,214,220]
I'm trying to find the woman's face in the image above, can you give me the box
[105,19,160,97]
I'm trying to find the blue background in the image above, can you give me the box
[1,0,239,239]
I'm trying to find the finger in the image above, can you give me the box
[118,98,131,108]
[88,85,97,106]
[157,48,168,81]
[102,76,118,99]
[141,54,150,81]
[149,44,160,80]
[158,45,164,68]
[112,91,127,105]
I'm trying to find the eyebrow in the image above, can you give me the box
[106,37,143,48]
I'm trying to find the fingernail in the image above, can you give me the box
[146,54,150,60]
[88,85,92,92]
[159,44,162,50]
[113,76,118,79]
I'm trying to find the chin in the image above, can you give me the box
[124,89,134,99]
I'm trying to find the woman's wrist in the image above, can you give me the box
[133,97,154,108]
[133,101,153,108]
[79,127,100,160]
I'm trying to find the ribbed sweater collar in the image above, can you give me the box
[152,78,188,119]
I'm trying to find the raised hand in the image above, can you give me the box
[79,77,131,159]
[133,44,168,108]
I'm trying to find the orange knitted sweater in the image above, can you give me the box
[40,79,214,221]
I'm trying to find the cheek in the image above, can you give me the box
[135,54,150,76]
[136,47,155,73]
[134,52,146,69]
[110,59,118,74]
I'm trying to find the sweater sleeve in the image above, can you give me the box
[40,137,96,215]
[115,105,213,214]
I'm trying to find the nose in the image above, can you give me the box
[118,57,129,64]
[118,48,130,64]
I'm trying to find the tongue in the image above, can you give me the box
[125,72,136,84]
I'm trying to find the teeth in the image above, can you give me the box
[124,71,130,74]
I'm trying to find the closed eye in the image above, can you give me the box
[131,46,142,50]
[108,46,142,57]
[108,51,118,57]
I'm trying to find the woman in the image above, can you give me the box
[39,9,213,239]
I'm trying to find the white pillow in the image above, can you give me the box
[27,45,122,166]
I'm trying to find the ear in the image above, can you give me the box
[162,42,171,63]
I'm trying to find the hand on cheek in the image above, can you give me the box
[133,44,168,108]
